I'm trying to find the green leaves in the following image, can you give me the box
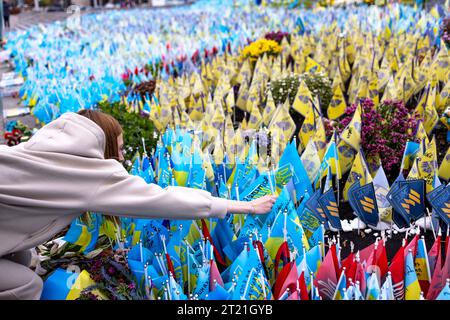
[98,101,157,169]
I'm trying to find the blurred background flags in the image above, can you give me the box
[400,141,420,172]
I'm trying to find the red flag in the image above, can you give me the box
[330,244,341,279]
[441,240,450,288]
[273,261,297,300]
[341,252,354,272]
[404,234,419,258]
[359,243,375,264]
[287,290,299,300]
[298,271,309,300]
[201,219,226,266]
[354,260,366,295]
[274,241,290,279]
[314,247,338,300]
[426,245,443,300]
[165,253,176,280]
[428,236,441,276]
[342,252,355,286]
[389,246,405,300]
[446,234,449,256]
[253,240,266,266]
[374,242,389,279]
[209,259,224,291]
[346,258,357,286]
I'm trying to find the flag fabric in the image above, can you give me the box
[389,245,405,300]
[306,189,327,224]
[277,141,313,199]
[354,259,367,296]
[340,103,362,151]
[380,273,395,300]
[438,147,450,181]
[427,240,444,300]
[343,150,372,201]
[405,250,421,300]
[387,174,410,229]
[348,182,380,228]
[366,272,380,300]
[333,269,347,300]
[388,179,426,223]
[400,141,420,171]
[314,246,338,300]
[318,187,342,230]
[41,268,101,300]
[428,235,442,277]
[327,85,346,120]
[428,185,450,225]
[415,237,431,296]
[436,281,450,300]
[63,213,100,253]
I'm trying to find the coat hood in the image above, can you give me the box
[20,112,106,159]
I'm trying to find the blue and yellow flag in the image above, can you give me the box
[415,237,431,296]
[63,212,100,253]
[277,141,313,200]
[333,270,347,300]
[41,268,100,300]
[366,272,381,300]
[405,251,421,300]
[232,245,272,300]
[400,141,420,172]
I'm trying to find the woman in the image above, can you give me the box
[0,110,276,300]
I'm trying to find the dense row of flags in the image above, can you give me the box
[6,2,446,125]
[54,125,450,300]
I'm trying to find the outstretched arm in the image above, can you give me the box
[88,170,276,220]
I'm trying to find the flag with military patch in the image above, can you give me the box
[388,179,426,223]
[428,184,450,225]
[348,182,380,228]
[318,187,342,230]
[305,188,327,224]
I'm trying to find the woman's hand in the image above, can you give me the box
[248,195,278,214]
[226,195,277,215]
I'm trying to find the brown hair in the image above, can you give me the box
[77,109,123,160]
[77,110,122,227]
